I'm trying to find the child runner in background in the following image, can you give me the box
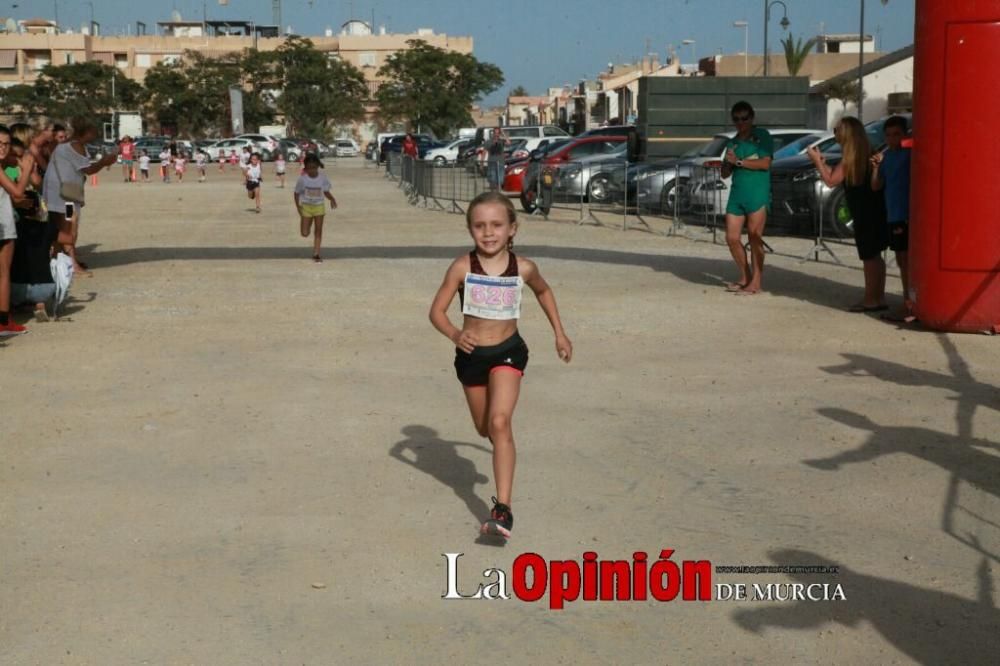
[217,149,226,172]
[174,152,186,182]
[195,151,207,182]
[275,153,287,188]
[871,114,912,322]
[244,152,263,213]
[159,148,171,182]
[293,153,337,263]
[239,146,251,173]
[228,149,239,168]
[138,150,151,182]
[428,191,573,539]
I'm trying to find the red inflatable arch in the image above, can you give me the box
[910,0,1000,332]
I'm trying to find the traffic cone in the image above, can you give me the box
[91,173,98,186]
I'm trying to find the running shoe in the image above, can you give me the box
[481,497,513,538]
[0,321,28,337]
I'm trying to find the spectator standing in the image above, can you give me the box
[871,115,912,322]
[120,135,135,182]
[808,116,889,312]
[41,117,119,275]
[486,124,509,191]
[721,101,773,295]
[0,125,38,336]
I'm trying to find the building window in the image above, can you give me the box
[64,52,75,65]
[358,52,376,67]
[136,53,151,68]
[30,53,51,71]
[115,53,128,69]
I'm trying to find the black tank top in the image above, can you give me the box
[458,251,519,308]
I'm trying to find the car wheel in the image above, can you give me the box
[588,173,611,204]
[520,186,538,213]
[660,178,691,214]
[826,188,854,239]
[434,155,446,164]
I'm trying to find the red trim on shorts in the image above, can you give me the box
[490,366,524,377]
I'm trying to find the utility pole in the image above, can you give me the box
[858,0,865,122]
[273,0,281,34]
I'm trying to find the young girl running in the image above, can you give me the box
[139,150,151,182]
[174,152,186,182]
[293,154,336,262]
[275,153,287,188]
[428,191,572,538]
[195,151,207,182]
[244,152,263,213]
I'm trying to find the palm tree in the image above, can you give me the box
[781,33,818,76]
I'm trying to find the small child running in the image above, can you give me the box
[428,191,573,539]
[174,153,186,182]
[244,152,263,213]
[196,151,207,182]
[275,154,287,188]
[293,153,337,262]
[159,148,171,182]
[138,151,151,182]
[228,150,239,168]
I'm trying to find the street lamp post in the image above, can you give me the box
[733,20,749,76]
[682,39,696,73]
[858,0,865,122]
[763,0,790,76]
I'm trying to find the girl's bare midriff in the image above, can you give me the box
[461,314,517,347]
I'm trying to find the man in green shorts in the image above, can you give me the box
[721,101,773,295]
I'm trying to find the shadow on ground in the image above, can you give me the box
[732,548,999,664]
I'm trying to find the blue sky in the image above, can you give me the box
[17,0,916,105]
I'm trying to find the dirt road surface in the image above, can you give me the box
[3,159,997,664]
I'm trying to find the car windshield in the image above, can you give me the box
[773,134,823,159]
[698,136,731,157]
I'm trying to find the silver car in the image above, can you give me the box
[553,142,628,201]
[635,129,823,214]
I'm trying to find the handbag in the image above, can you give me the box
[53,146,86,204]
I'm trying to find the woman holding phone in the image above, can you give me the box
[42,117,119,274]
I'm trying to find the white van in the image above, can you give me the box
[475,125,570,153]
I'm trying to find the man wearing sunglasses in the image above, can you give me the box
[721,101,773,295]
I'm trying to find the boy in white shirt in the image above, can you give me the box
[138,151,151,182]
[293,153,337,263]
[158,148,172,182]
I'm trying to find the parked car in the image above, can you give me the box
[334,138,360,157]
[314,140,335,157]
[202,137,257,162]
[276,139,302,161]
[554,142,628,201]
[501,138,572,195]
[473,125,571,154]
[425,138,474,163]
[133,136,171,161]
[514,136,627,212]
[235,133,279,160]
[379,134,436,162]
[631,128,822,214]
[768,114,912,237]
[289,137,318,156]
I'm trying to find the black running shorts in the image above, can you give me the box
[454,332,529,387]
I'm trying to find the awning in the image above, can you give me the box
[0,50,17,68]
[89,52,114,66]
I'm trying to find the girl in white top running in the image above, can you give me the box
[428,191,572,539]
[244,152,263,212]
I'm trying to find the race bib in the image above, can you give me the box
[462,274,523,320]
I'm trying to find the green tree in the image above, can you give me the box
[781,33,818,76]
[0,84,46,117]
[142,61,188,133]
[238,47,280,132]
[510,85,529,97]
[272,36,367,138]
[376,39,504,137]
[823,78,866,111]
[34,61,142,119]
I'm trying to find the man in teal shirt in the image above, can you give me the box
[721,101,773,295]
